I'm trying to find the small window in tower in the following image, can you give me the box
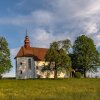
[28,59,31,69]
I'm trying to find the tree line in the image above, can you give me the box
[0,35,99,79]
[44,35,100,78]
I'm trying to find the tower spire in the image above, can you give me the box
[24,30,30,48]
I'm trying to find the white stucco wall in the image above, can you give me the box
[34,61,67,78]
[16,57,35,79]
[16,58,68,79]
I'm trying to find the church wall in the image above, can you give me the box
[34,61,49,78]
[16,57,35,79]
[34,61,67,78]
[16,58,67,79]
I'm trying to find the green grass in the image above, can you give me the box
[0,78,99,100]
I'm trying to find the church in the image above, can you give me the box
[15,34,48,79]
[15,33,66,79]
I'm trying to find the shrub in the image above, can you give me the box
[74,72,81,78]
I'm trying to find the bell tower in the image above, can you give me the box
[24,30,30,48]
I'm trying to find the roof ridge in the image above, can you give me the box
[15,46,48,61]
[31,47,48,49]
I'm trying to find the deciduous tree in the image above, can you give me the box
[73,35,99,77]
[45,39,72,79]
[0,36,12,77]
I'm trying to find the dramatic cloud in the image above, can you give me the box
[30,28,70,48]
[46,0,100,47]
[1,0,100,48]
[0,10,54,28]
[29,0,100,48]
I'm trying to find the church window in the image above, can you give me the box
[20,70,22,74]
[28,59,31,69]
[20,62,23,65]
[36,66,38,70]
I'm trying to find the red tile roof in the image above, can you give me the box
[15,46,48,61]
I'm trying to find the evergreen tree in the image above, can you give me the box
[45,39,72,79]
[73,35,99,77]
[0,36,12,77]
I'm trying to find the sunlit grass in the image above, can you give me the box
[0,78,99,100]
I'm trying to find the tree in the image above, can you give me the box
[45,39,72,79]
[0,36,12,77]
[73,35,99,78]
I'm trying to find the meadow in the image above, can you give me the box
[0,78,99,100]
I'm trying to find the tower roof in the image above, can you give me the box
[24,31,30,48]
[15,31,48,60]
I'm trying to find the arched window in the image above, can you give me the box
[20,70,22,74]
[28,59,31,69]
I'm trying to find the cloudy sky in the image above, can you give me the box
[0,0,100,77]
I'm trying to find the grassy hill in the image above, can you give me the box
[0,78,100,100]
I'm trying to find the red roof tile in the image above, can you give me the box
[15,46,48,61]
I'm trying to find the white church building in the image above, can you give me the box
[15,34,66,79]
[15,34,47,79]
